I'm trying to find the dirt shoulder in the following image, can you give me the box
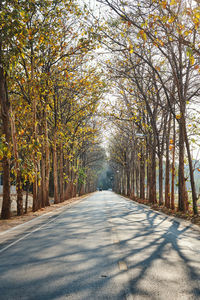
[0,194,89,233]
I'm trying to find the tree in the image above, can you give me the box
[97,0,200,214]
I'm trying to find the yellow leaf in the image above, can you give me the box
[161,1,167,9]
[170,0,176,5]
[176,114,181,119]
[168,17,175,23]
[7,151,12,159]
[190,55,195,65]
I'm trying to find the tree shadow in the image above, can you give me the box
[0,198,127,300]
[108,200,200,299]
[0,193,200,299]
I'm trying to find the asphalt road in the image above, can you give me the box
[0,191,200,300]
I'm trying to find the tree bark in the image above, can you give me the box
[126,166,131,196]
[146,142,150,200]
[53,135,59,204]
[41,149,46,208]
[165,116,171,208]
[184,122,198,214]
[44,115,50,206]
[31,38,38,212]
[0,63,11,219]
[178,116,187,212]
[59,145,64,202]
[158,155,163,205]
[171,116,176,210]
[136,161,140,198]
[25,183,29,214]
[149,136,157,204]
[10,110,23,215]
[122,167,126,195]
[140,146,145,199]
[130,149,135,198]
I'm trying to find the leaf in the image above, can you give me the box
[161,1,167,9]
[189,55,195,65]
[186,47,192,57]
[170,0,176,5]
[168,17,175,23]
[139,30,147,41]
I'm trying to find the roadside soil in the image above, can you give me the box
[0,194,88,233]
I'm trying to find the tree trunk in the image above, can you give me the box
[126,167,131,196]
[25,183,29,214]
[165,117,171,208]
[10,108,23,215]
[130,149,135,198]
[136,161,140,198]
[120,172,123,194]
[0,64,11,219]
[37,161,42,209]
[31,38,38,212]
[53,135,59,204]
[184,122,198,215]
[32,177,38,211]
[122,167,126,195]
[149,136,157,204]
[146,143,150,200]
[44,115,50,206]
[158,155,163,205]
[140,147,145,199]
[69,161,74,198]
[64,159,70,200]
[171,116,176,210]
[73,182,77,197]
[178,116,187,212]
[41,150,46,208]
[59,145,64,202]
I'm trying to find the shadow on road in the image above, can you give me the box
[0,192,200,299]
[109,199,200,299]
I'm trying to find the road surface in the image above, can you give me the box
[0,191,200,299]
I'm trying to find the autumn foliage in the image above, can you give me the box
[0,0,106,219]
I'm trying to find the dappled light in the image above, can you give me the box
[0,192,199,299]
[0,0,200,298]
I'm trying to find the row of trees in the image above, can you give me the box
[1,0,199,218]
[0,0,106,219]
[97,0,200,214]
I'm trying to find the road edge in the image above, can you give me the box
[0,194,90,236]
[119,194,200,233]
